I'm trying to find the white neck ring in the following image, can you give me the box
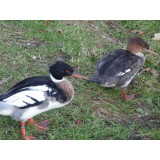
[50,74,65,83]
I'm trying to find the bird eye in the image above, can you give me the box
[65,70,69,73]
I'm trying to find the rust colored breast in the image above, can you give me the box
[57,79,74,101]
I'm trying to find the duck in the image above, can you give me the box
[89,37,159,100]
[0,61,88,140]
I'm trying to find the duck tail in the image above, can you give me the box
[88,77,97,83]
[88,71,100,84]
[0,102,15,116]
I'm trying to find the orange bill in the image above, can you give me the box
[71,72,89,80]
[143,48,159,55]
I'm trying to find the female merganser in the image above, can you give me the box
[89,37,158,100]
[0,61,88,140]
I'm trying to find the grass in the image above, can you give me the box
[0,20,160,140]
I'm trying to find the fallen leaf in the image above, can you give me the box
[144,67,150,72]
[43,20,53,25]
[39,29,46,34]
[152,33,160,41]
[107,21,117,28]
[130,30,144,36]
[76,120,84,125]
[139,31,144,36]
[151,69,158,78]
[131,30,138,34]
[138,67,150,75]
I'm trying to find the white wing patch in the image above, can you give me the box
[3,85,49,108]
[116,69,131,76]
[23,85,49,91]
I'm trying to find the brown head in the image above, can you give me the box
[127,37,158,55]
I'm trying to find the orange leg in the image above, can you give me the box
[21,121,38,140]
[28,118,50,131]
[121,90,134,100]
[35,120,50,131]
[28,118,34,125]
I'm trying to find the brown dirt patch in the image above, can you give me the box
[94,108,131,126]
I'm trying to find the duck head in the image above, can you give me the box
[127,37,159,55]
[49,61,88,81]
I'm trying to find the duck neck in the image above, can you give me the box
[135,52,145,63]
[136,52,144,58]
[50,74,65,83]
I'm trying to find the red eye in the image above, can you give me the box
[65,70,69,73]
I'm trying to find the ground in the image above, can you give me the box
[0,20,160,140]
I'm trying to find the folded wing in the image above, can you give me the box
[2,85,49,109]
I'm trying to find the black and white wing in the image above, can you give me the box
[0,76,68,109]
[2,85,49,109]
[0,76,61,109]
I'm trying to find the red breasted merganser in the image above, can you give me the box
[0,61,88,140]
[89,37,159,100]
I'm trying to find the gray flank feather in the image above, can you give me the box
[0,102,15,116]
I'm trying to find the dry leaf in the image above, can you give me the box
[130,30,144,36]
[139,31,144,36]
[152,33,160,41]
[43,20,53,25]
[76,120,84,125]
[107,21,117,28]
[39,29,46,34]
[131,30,138,34]
[151,69,158,78]
[139,67,150,75]
[144,67,150,72]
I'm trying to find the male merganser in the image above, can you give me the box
[89,37,159,100]
[0,61,88,140]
